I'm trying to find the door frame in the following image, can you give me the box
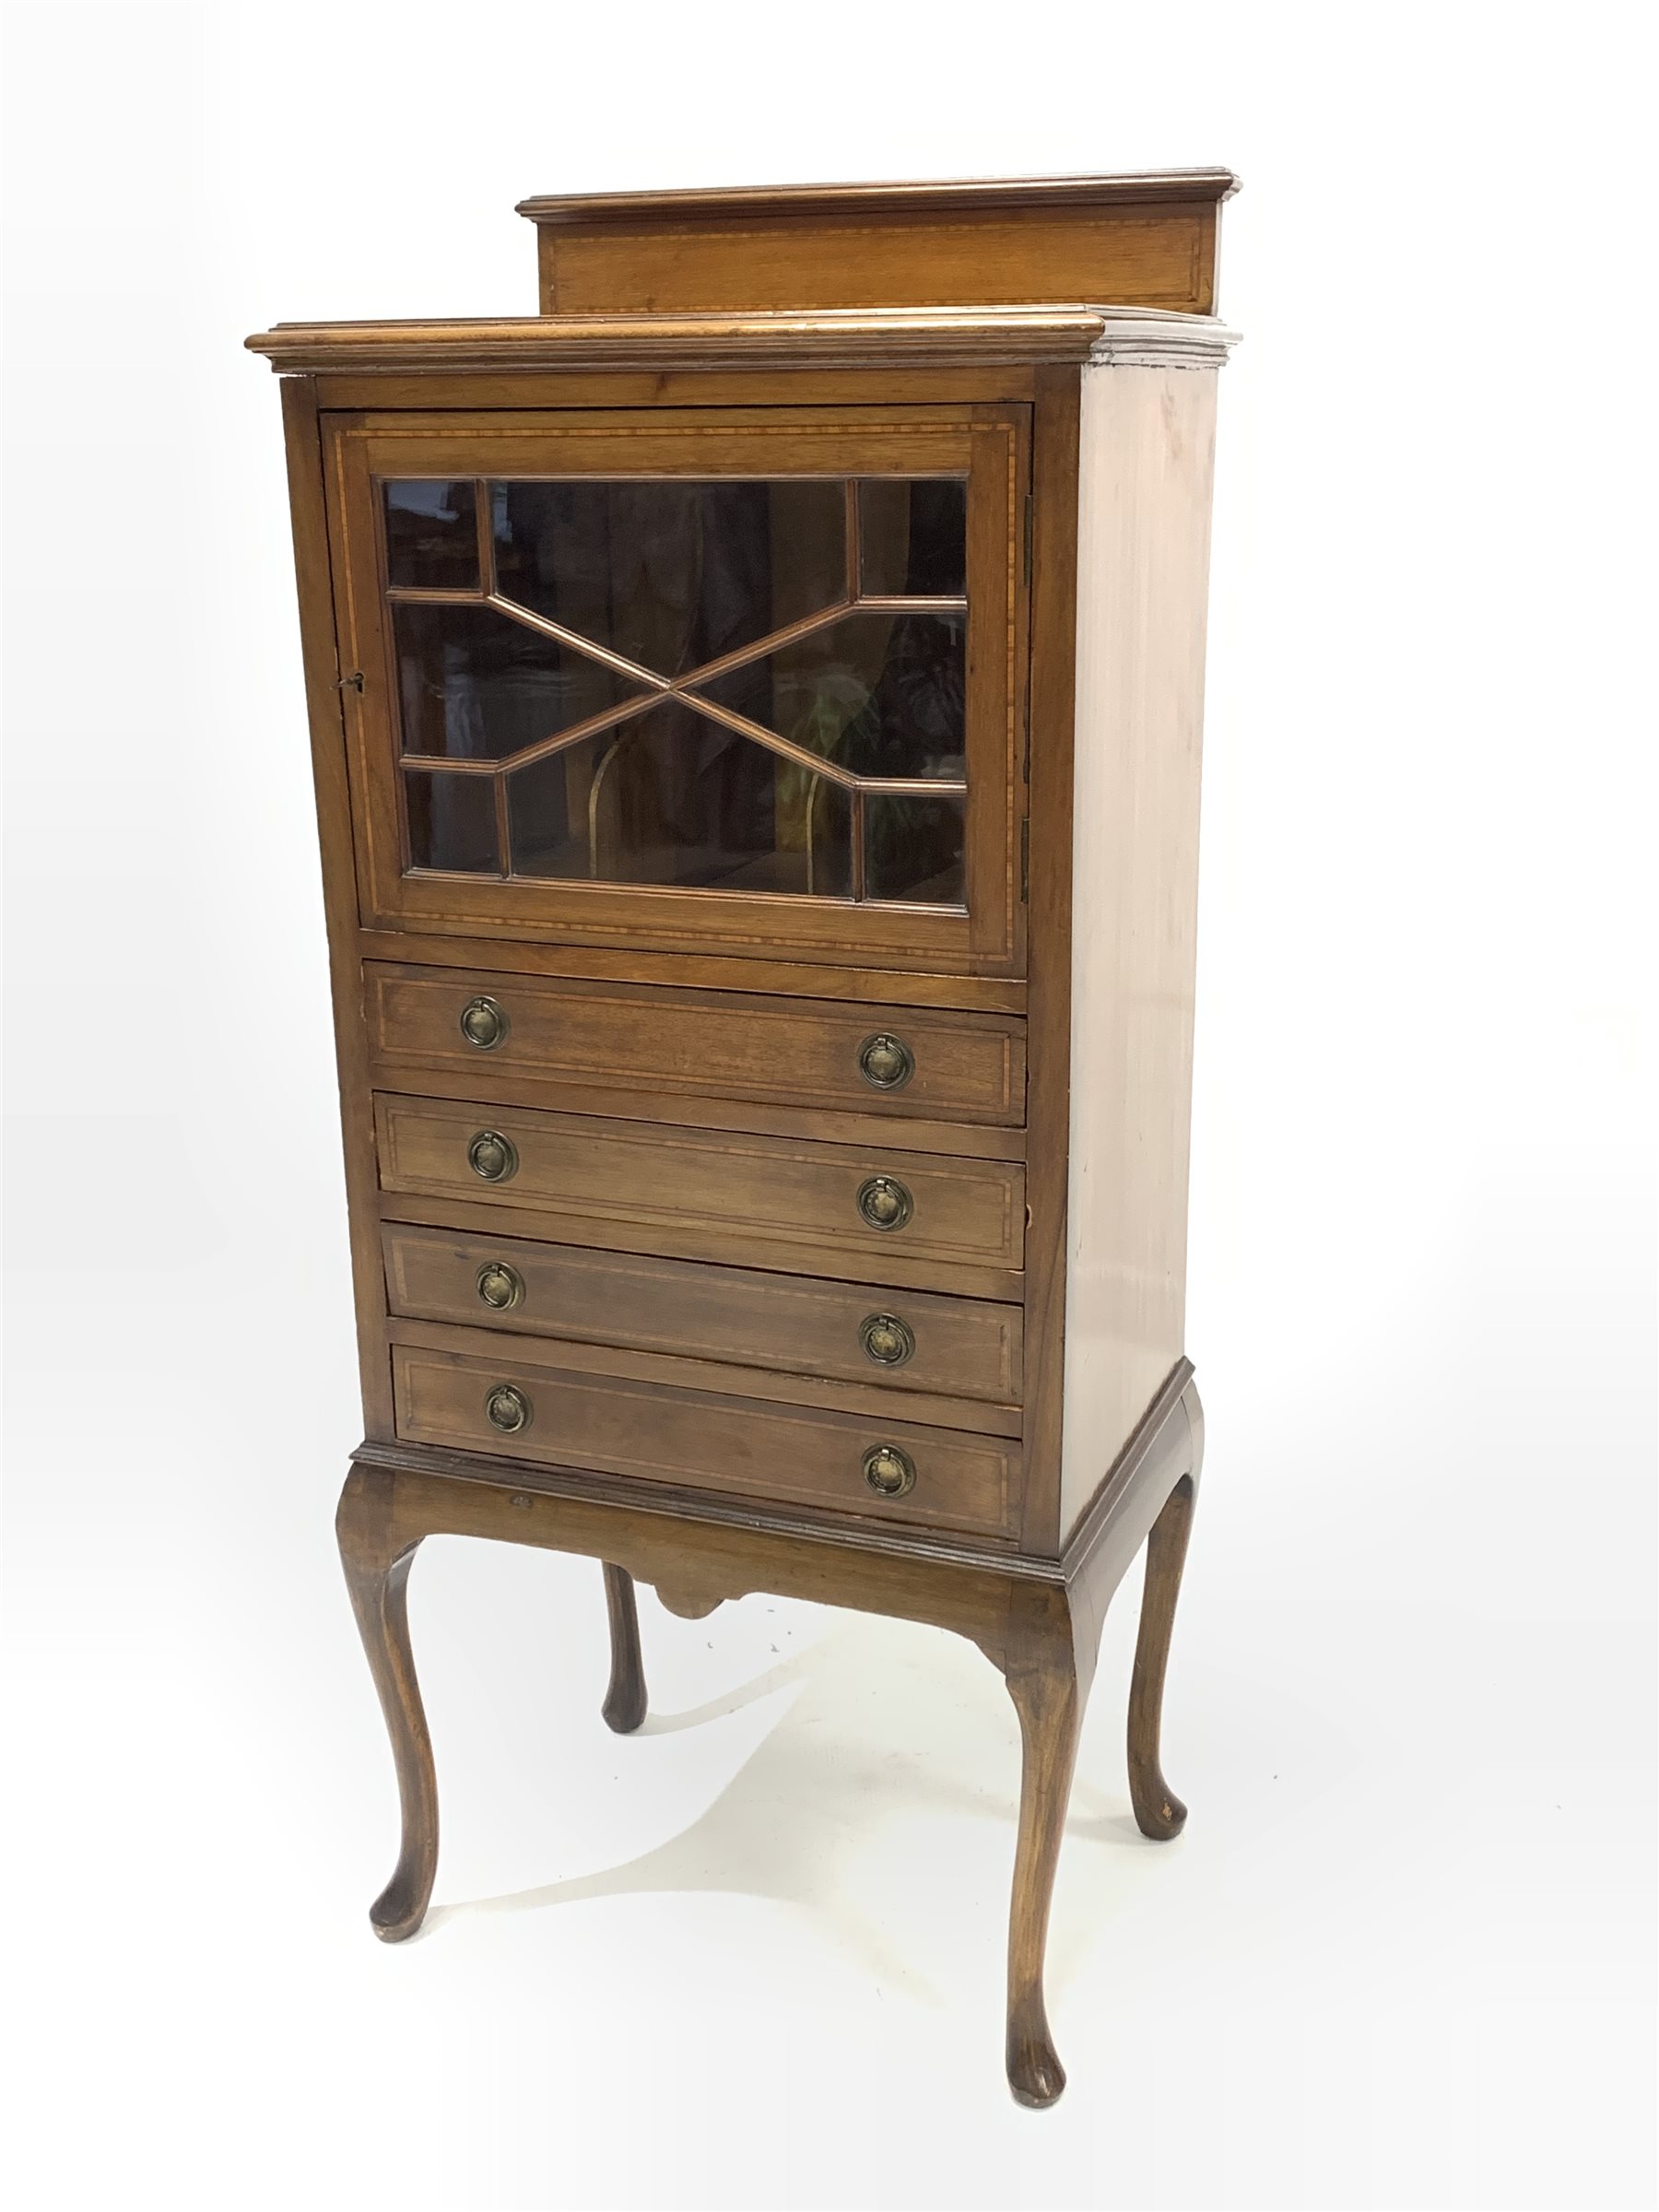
[320,404,1029,977]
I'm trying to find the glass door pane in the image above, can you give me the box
[388,475,968,905]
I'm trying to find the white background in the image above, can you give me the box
[3,4,1654,2207]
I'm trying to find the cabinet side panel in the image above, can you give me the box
[1057,364,1218,1541]
[279,379,394,1434]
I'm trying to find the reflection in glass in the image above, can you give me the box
[699,610,965,781]
[406,771,498,874]
[491,480,847,677]
[864,791,965,906]
[383,481,478,590]
[858,479,967,597]
[394,602,644,761]
[507,701,852,898]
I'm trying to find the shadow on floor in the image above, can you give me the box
[415,1601,1178,1995]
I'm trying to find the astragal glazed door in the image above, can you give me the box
[324,406,1028,974]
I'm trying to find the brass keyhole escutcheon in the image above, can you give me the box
[862,1443,916,1499]
[466,1129,518,1183]
[859,1312,915,1368]
[476,1260,524,1312]
[484,1383,532,1434]
[459,994,509,1050]
[858,1032,914,1091]
[856,1174,912,1232]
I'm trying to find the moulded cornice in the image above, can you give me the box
[514,170,1242,227]
[245,306,1241,377]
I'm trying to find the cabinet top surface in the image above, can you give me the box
[515,170,1241,226]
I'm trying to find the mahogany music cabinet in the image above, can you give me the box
[248,170,1240,2106]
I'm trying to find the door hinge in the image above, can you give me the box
[338,670,364,693]
[1019,818,1030,902]
[1022,493,1034,586]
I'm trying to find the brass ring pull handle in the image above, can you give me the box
[858,1032,914,1091]
[484,1383,532,1434]
[859,1313,915,1368]
[856,1174,912,1232]
[466,1129,518,1183]
[862,1443,916,1499]
[476,1260,524,1312]
[459,994,509,1050]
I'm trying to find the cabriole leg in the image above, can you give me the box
[1000,1594,1093,2108]
[336,1468,438,1942]
[1127,1384,1204,1840]
[600,1563,647,1735]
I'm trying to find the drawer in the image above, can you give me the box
[392,1343,1018,1539]
[382,1225,1023,1405]
[365,964,1026,1127]
[374,1096,1026,1280]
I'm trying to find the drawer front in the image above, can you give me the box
[393,1344,1018,1539]
[382,1225,1023,1405]
[366,965,1027,1127]
[374,1096,1026,1275]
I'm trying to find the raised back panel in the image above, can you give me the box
[518,172,1238,317]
